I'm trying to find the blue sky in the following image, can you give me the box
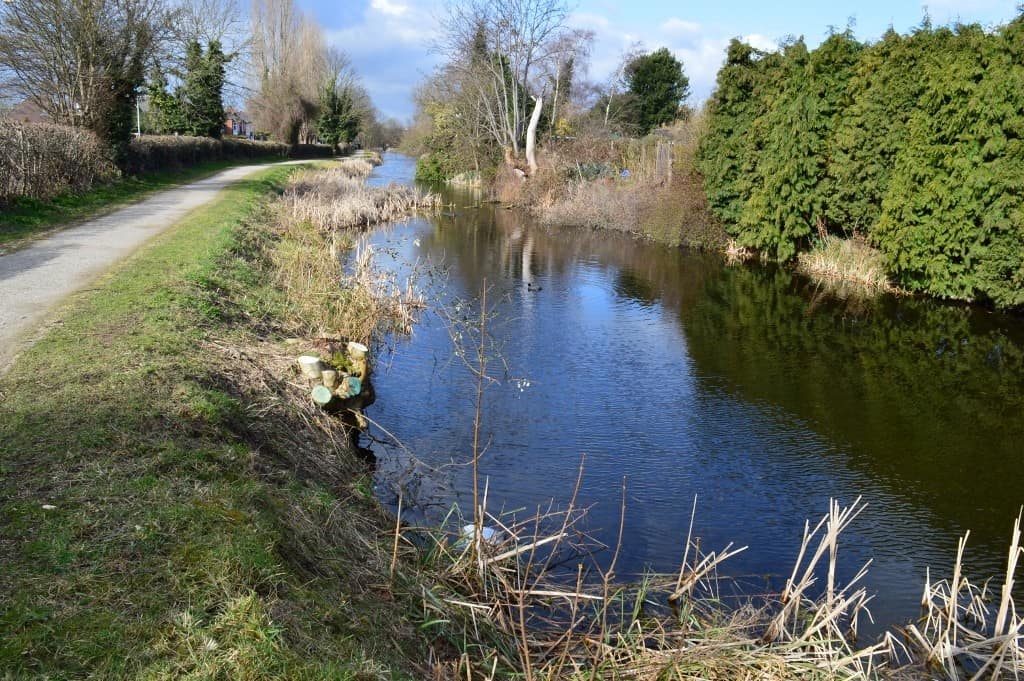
[297,0,1021,121]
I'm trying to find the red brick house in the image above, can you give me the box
[223,107,252,137]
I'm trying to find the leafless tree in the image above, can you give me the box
[436,0,580,158]
[601,43,644,128]
[540,28,593,136]
[0,0,172,153]
[248,0,325,143]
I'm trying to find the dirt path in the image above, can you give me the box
[0,161,304,373]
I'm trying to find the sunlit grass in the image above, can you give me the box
[0,164,427,678]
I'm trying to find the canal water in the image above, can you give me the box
[362,152,1024,634]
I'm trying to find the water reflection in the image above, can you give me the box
[362,153,1024,635]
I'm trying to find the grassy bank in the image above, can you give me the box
[0,158,268,249]
[0,162,437,677]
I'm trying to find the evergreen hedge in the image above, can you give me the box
[125,136,291,175]
[698,13,1024,308]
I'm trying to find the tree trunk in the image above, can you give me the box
[525,95,542,176]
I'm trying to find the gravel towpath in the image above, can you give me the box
[0,161,302,372]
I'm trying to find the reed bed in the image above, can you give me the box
[282,163,440,231]
[399,491,1023,680]
[797,236,891,292]
[266,161,435,340]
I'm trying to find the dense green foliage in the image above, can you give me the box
[148,41,230,138]
[317,85,361,150]
[697,40,785,226]
[698,13,1024,308]
[622,48,690,136]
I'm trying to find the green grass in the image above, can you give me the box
[0,159,278,249]
[0,165,427,679]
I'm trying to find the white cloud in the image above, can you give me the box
[370,0,409,17]
[742,33,779,52]
[661,18,701,35]
[568,10,784,104]
[322,0,442,118]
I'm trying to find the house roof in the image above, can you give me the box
[6,99,50,123]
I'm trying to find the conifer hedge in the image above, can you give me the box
[698,13,1024,308]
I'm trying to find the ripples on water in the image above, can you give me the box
[362,153,1024,635]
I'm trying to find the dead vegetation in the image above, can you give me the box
[400,489,1023,680]
[797,235,892,294]
[281,159,439,231]
[267,158,437,340]
[496,117,726,251]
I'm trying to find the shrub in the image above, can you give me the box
[287,144,335,160]
[125,135,290,175]
[0,124,331,205]
[0,120,118,203]
[522,116,725,250]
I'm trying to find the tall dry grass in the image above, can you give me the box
[400,489,1023,680]
[0,120,118,203]
[281,161,440,231]
[267,159,438,340]
[904,512,1024,679]
[797,236,891,293]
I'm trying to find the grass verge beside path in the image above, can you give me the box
[0,164,429,678]
[0,159,273,250]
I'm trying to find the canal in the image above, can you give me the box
[362,152,1024,635]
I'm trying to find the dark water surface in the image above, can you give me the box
[362,152,1024,634]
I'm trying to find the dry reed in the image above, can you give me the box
[797,236,891,292]
[405,491,1024,681]
[902,511,1023,679]
[267,160,435,341]
[282,162,440,231]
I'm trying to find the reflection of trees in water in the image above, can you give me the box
[423,198,721,310]
[417,199,1024,558]
[679,263,1024,555]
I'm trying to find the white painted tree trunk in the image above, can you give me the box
[525,95,543,176]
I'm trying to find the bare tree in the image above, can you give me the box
[541,28,593,136]
[437,0,575,157]
[601,43,644,129]
[248,0,325,143]
[0,0,172,159]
